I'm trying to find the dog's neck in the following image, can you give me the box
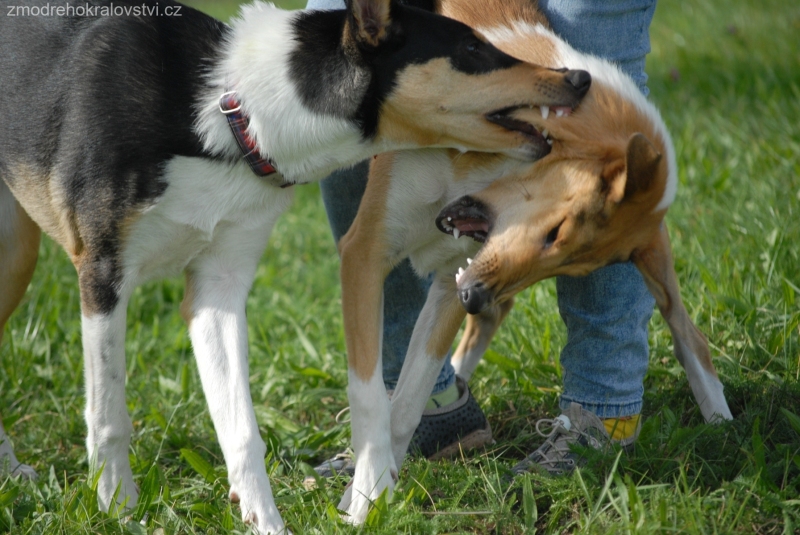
[195,3,394,184]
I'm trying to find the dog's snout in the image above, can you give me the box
[459,281,490,315]
[564,69,592,96]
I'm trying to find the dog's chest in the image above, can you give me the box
[384,151,497,276]
[120,157,294,284]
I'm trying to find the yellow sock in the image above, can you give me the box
[425,382,459,411]
[603,414,641,441]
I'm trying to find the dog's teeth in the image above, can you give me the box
[467,258,473,265]
[458,267,465,277]
[542,129,549,139]
[556,108,565,118]
[447,217,453,222]
[547,138,553,146]
[453,229,461,239]
[540,106,550,119]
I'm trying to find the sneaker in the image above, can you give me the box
[511,402,639,477]
[304,375,492,488]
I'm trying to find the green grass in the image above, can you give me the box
[2,0,799,532]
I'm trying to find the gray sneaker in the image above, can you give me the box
[304,376,492,489]
[511,402,639,477]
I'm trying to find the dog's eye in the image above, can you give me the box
[543,220,564,249]
[466,40,480,54]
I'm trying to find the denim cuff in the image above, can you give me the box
[559,394,643,419]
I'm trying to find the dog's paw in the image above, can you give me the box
[236,495,290,534]
[340,458,397,525]
[95,458,138,513]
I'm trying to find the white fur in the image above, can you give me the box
[341,352,396,524]
[82,307,138,513]
[383,150,523,277]
[120,157,293,288]
[186,220,286,533]
[120,157,291,532]
[389,276,459,467]
[676,340,733,422]
[479,22,678,212]
[195,3,397,185]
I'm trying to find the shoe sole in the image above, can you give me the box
[426,421,494,461]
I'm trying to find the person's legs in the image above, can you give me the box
[542,0,657,420]
[511,0,658,476]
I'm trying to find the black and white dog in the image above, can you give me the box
[0,0,590,531]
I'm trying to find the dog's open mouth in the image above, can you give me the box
[435,196,492,243]
[486,104,575,148]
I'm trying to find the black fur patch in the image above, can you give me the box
[289,3,521,139]
[0,0,229,313]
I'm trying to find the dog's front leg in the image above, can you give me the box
[79,273,138,512]
[390,274,466,469]
[183,223,287,534]
[338,217,395,524]
[633,224,733,422]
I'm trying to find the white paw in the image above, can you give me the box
[94,457,138,512]
[237,498,290,534]
[340,458,397,525]
[229,479,289,534]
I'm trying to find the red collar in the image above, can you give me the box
[218,91,294,188]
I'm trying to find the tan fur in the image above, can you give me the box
[451,298,513,379]
[424,283,467,358]
[377,58,585,155]
[440,0,549,32]
[339,155,395,382]
[4,164,83,261]
[0,185,41,343]
[633,225,718,376]
[350,0,392,47]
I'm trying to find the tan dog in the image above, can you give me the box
[337,0,733,523]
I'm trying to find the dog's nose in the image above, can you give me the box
[459,281,490,315]
[564,69,592,96]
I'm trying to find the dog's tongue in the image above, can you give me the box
[453,219,489,233]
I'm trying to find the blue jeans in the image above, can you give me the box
[307,0,656,414]
[543,0,657,418]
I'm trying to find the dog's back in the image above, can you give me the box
[0,0,226,201]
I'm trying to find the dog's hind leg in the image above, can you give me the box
[78,259,138,512]
[0,179,40,479]
[633,224,733,422]
[452,297,514,381]
[181,222,288,534]
[0,179,41,344]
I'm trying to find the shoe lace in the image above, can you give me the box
[532,416,577,468]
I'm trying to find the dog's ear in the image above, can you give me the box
[602,132,662,205]
[348,0,393,47]
[624,133,662,199]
